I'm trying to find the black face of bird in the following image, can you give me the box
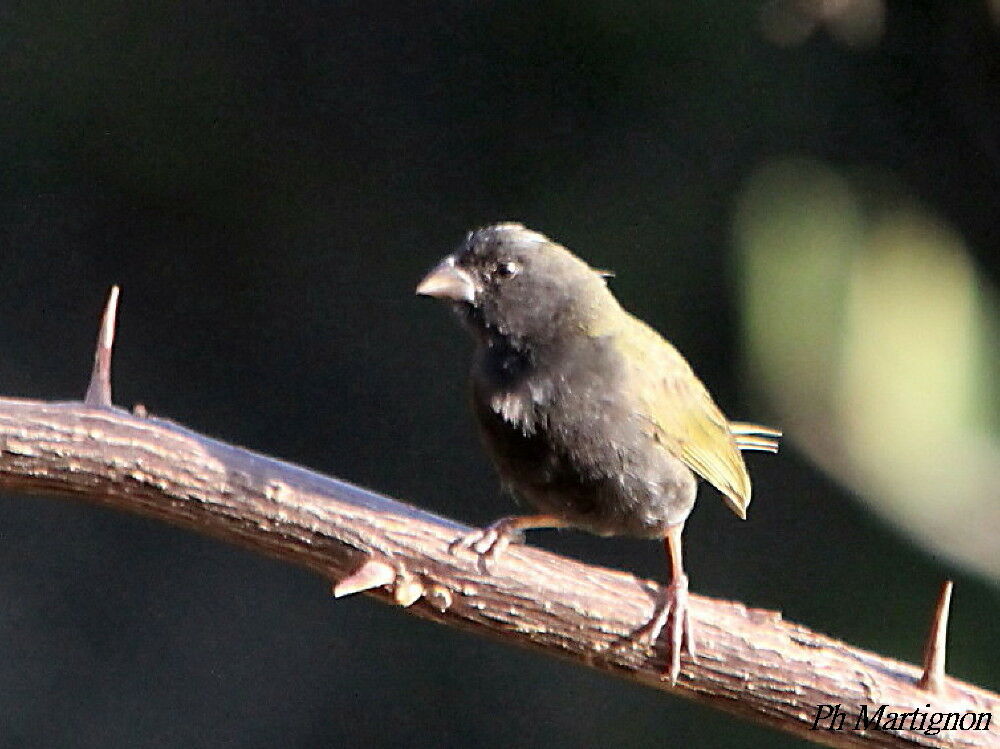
[416,223,614,349]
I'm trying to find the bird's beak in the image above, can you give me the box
[416,256,477,303]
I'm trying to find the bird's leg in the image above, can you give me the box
[636,524,696,684]
[449,514,571,565]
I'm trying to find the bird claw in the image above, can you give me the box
[448,518,523,571]
[633,574,696,685]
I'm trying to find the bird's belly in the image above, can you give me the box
[479,411,697,538]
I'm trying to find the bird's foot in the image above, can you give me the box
[448,517,524,570]
[634,574,696,685]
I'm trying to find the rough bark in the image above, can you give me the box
[1,397,997,748]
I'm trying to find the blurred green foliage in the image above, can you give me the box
[737,158,999,577]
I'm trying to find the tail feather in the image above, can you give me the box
[734,436,780,452]
[729,422,782,453]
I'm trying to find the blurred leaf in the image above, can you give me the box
[736,158,1000,580]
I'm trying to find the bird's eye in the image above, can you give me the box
[495,260,521,279]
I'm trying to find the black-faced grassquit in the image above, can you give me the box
[417,223,780,683]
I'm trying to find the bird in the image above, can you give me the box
[416,223,780,683]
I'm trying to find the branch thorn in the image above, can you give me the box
[84,286,120,408]
[918,580,953,694]
[394,576,425,608]
[333,558,395,598]
[427,585,453,612]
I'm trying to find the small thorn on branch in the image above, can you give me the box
[918,580,953,694]
[84,286,120,408]
[394,575,425,607]
[333,558,395,598]
[427,585,453,612]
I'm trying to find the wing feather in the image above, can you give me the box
[616,317,780,519]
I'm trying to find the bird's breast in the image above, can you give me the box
[470,336,697,537]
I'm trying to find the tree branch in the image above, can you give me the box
[2,397,997,747]
[1,291,997,748]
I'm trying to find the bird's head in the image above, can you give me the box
[416,223,617,349]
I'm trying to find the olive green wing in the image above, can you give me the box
[653,367,754,519]
[617,318,778,519]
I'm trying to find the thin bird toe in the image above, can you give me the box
[448,529,483,556]
[471,529,499,556]
[660,574,695,684]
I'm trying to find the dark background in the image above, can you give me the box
[1,2,998,747]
